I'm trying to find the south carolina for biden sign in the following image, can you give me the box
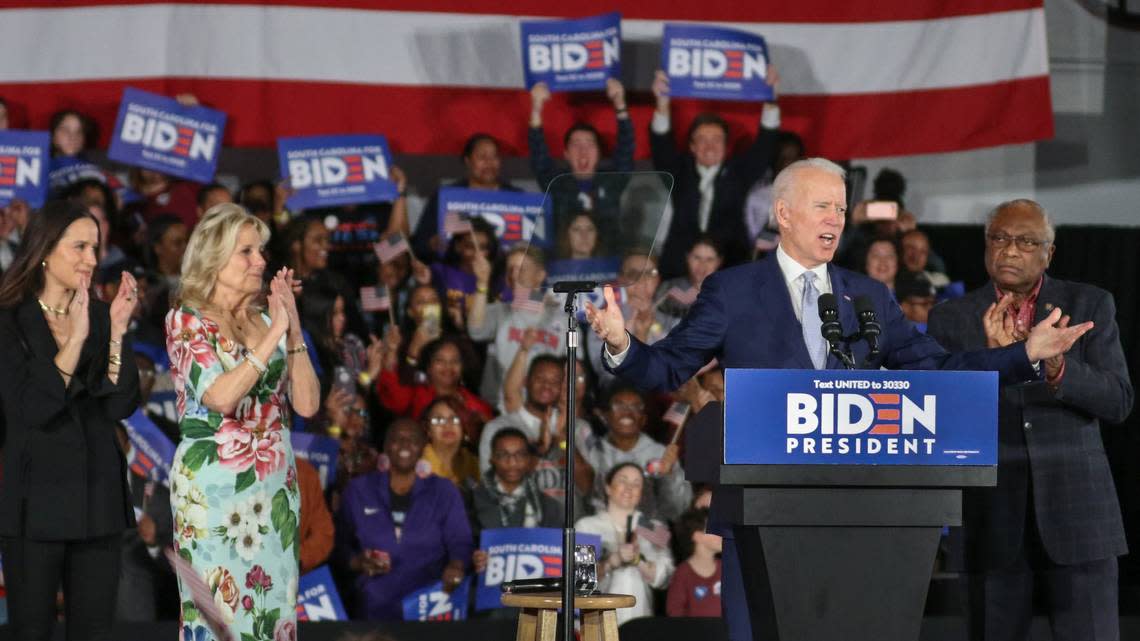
[724,369,997,466]
[0,130,49,207]
[662,24,774,102]
[521,12,621,91]
[278,134,398,210]
[108,88,226,183]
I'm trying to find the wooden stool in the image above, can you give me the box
[501,591,636,641]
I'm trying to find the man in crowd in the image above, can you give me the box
[895,270,937,332]
[928,199,1132,641]
[649,69,781,277]
[585,158,1093,640]
[580,386,691,522]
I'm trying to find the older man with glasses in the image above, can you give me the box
[928,199,1133,641]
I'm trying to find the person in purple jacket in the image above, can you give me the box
[336,418,473,620]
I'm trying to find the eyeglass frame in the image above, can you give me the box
[985,232,1050,252]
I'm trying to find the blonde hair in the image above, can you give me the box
[174,203,271,310]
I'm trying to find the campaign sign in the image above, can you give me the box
[296,565,348,621]
[278,134,398,210]
[47,156,106,194]
[290,431,340,490]
[476,528,603,610]
[521,12,622,91]
[122,409,177,486]
[437,188,551,251]
[401,578,471,621]
[724,369,998,466]
[108,88,226,183]
[662,24,774,102]
[0,130,49,207]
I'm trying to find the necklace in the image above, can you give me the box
[38,299,68,316]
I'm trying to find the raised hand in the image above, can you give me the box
[472,250,492,290]
[410,258,432,286]
[366,333,385,379]
[583,285,628,353]
[68,274,91,344]
[391,165,408,195]
[983,295,1020,348]
[1024,307,1094,363]
[109,270,139,338]
[606,77,627,111]
[766,64,781,99]
[652,69,670,113]
[530,81,551,124]
[267,289,290,338]
[271,267,301,327]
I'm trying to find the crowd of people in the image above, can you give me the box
[0,74,1072,641]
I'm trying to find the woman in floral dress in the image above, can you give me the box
[165,204,320,641]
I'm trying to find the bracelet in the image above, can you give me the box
[109,338,122,348]
[475,284,489,294]
[287,343,308,355]
[109,354,122,366]
[405,356,419,367]
[245,353,268,375]
[358,371,373,386]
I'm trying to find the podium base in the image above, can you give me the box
[735,525,941,641]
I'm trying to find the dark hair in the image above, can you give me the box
[276,215,324,272]
[238,180,275,211]
[384,417,425,447]
[686,113,730,145]
[48,109,96,156]
[145,213,187,270]
[62,179,119,233]
[872,168,907,209]
[687,234,723,259]
[556,210,599,259]
[604,384,644,409]
[527,354,562,381]
[443,215,500,268]
[0,200,100,308]
[563,123,602,152]
[197,182,232,209]
[462,133,499,159]
[604,461,644,486]
[672,508,710,560]
[862,237,900,274]
[421,335,475,381]
[298,280,342,372]
[490,427,533,456]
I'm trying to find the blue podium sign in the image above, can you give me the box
[724,369,997,466]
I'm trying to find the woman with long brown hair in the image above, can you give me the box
[0,200,141,640]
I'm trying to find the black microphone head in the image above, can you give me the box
[854,294,882,336]
[817,293,840,321]
[854,295,875,316]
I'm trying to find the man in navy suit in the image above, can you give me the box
[584,158,1094,640]
[928,200,1132,641]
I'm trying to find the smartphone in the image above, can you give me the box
[333,366,355,397]
[422,303,442,338]
[865,200,899,221]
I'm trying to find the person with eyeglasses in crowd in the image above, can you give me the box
[419,396,480,490]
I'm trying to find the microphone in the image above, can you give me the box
[817,293,855,369]
[853,295,882,360]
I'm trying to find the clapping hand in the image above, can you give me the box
[983,296,1022,348]
[109,270,140,337]
[1025,307,1092,363]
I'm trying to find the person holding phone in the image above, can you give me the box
[375,334,493,433]
[0,201,141,641]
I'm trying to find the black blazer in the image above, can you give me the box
[928,276,1134,568]
[651,123,778,278]
[0,296,141,540]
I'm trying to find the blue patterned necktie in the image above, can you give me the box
[801,271,827,369]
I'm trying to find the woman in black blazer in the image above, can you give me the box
[0,200,140,641]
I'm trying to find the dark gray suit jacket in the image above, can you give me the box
[928,276,1133,569]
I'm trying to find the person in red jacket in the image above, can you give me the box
[667,508,723,618]
[376,334,492,441]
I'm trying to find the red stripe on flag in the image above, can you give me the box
[0,1,1044,23]
[0,178,15,185]
[0,76,1053,159]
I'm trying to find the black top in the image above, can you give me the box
[0,296,141,540]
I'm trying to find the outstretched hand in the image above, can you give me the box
[1024,307,1093,363]
[583,285,628,354]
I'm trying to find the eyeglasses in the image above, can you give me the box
[609,401,645,413]
[429,416,462,426]
[491,450,529,462]
[986,233,1049,251]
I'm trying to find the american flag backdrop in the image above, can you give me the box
[0,1,1052,160]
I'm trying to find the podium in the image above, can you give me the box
[685,369,999,641]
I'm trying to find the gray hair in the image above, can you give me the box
[985,198,1055,243]
[772,157,847,209]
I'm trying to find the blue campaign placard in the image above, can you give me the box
[724,369,998,466]
[0,130,50,207]
[107,88,226,183]
[122,410,177,486]
[476,528,603,611]
[662,24,774,102]
[401,577,471,621]
[520,12,622,91]
[296,565,348,621]
[290,431,339,490]
[278,134,399,210]
[437,188,551,251]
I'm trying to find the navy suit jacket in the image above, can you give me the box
[607,256,1038,530]
[928,277,1132,568]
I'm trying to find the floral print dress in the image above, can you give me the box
[166,306,299,641]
